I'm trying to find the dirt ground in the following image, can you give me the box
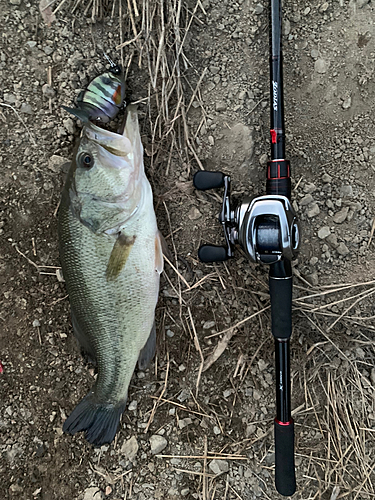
[1,0,375,499]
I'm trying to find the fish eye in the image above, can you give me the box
[78,152,94,169]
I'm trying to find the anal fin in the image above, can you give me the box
[138,322,156,371]
[71,309,97,366]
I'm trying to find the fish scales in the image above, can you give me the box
[58,106,163,445]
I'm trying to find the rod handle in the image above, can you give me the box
[269,275,292,340]
[193,171,225,191]
[274,419,296,496]
[198,245,227,262]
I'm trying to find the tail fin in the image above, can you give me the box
[63,392,127,446]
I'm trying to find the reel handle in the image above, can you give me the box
[193,171,225,190]
[198,245,228,262]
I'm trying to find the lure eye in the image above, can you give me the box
[78,152,94,169]
[110,65,121,75]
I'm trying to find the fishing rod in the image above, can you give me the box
[193,0,299,495]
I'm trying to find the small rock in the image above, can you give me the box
[203,320,215,329]
[9,0,21,4]
[254,3,264,14]
[306,273,319,286]
[150,435,168,454]
[209,459,229,475]
[177,389,190,403]
[215,102,227,112]
[318,226,330,239]
[178,418,192,430]
[209,66,220,75]
[105,486,112,496]
[253,389,261,401]
[213,426,221,435]
[303,7,311,15]
[181,489,190,497]
[208,135,214,146]
[265,452,275,465]
[304,183,317,194]
[258,359,267,371]
[44,46,54,56]
[315,59,327,74]
[322,173,332,183]
[333,206,349,224]
[342,96,352,110]
[32,319,41,327]
[63,118,75,134]
[9,483,24,493]
[320,2,329,12]
[307,203,320,218]
[4,93,16,104]
[311,49,319,59]
[128,400,137,411]
[188,206,202,220]
[310,256,319,266]
[300,194,314,206]
[83,487,103,500]
[20,103,33,114]
[326,234,339,248]
[121,436,139,461]
[166,329,175,338]
[340,185,353,197]
[283,19,291,36]
[42,84,56,99]
[337,242,349,256]
[48,154,70,173]
[260,153,268,165]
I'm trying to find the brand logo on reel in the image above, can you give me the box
[272,81,278,111]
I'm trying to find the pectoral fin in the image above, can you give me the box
[155,232,164,275]
[106,233,136,281]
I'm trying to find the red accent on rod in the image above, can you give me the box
[275,418,293,426]
[270,129,277,144]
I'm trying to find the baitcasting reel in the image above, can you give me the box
[193,170,300,265]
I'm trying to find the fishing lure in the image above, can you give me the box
[63,57,125,123]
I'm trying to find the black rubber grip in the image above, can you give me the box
[198,245,227,262]
[274,419,296,496]
[193,171,225,191]
[269,277,292,339]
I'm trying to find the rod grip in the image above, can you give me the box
[269,276,292,339]
[274,419,296,496]
[193,171,225,190]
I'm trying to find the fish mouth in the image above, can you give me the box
[83,120,132,158]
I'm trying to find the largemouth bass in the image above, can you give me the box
[58,105,163,446]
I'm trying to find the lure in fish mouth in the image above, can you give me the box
[58,102,164,446]
[62,63,126,124]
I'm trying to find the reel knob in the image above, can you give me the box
[193,171,225,190]
[198,245,228,262]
